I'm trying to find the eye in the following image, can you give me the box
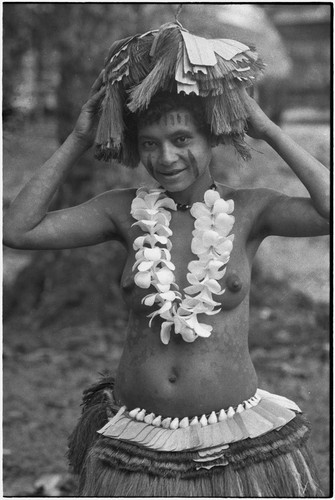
[175,135,191,146]
[140,140,157,151]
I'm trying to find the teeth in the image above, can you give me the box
[218,409,227,421]
[136,409,146,421]
[244,400,252,409]
[152,415,162,427]
[190,416,199,426]
[208,411,218,424]
[129,408,141,418]
[236,404,244,413]
[227,407,235,418]
[200,414,208,427]
[179,417,190,428]
[144,412,155,424]
[162,417,172,429]
[170,418,179,430]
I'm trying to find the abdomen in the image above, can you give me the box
[113,304,257,418]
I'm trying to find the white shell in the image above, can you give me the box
[200,414,208,427]
[152,415,162,427]
[162,417,172,429]
[236,404,244,413]
[208,411,218,424]
[249,397,258,407]
[227,406,235,418]
[170,418,179,430]
[129,408,141,418]
[218,409,227,421]
[190,416,199,426]
[179,417,190,428]
[136,409,146,421]
[144,412,155,424]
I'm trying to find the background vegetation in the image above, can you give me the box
[3,3,330,496]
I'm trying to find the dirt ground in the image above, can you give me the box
[3,116,330,496]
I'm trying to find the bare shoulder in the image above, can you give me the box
[224,185,329,238]
[95,187,137,206]
[216,184,284,239]
[93,187,137,220]
[217,183,280,212]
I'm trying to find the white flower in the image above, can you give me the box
[130,186,234,344]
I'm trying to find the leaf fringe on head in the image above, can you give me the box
[128,26,182,112]
[95,82,124,161]
[94,22,265,166]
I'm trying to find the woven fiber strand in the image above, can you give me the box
[68,377,322,497]
[77,425,320,497]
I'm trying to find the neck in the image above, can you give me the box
[166,170,214,206]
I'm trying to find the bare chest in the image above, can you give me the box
[122,206,252,311]
[169,212,250,309]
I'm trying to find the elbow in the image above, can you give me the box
[313,190,330,221]
[3,221,25,249]
[318,194,330,221]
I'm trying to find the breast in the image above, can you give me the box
[218,268,250,310]
[121,263,151,312]
[121,261,250,313]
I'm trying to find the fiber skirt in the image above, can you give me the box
[68,376,322,497]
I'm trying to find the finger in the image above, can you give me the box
[84,86,106,113]
[90,70,105,96]
[89,86,106,105]
[245,85,254,98]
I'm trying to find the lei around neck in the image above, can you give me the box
[130,186,234,344]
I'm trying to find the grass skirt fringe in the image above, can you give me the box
[68,378,322,497]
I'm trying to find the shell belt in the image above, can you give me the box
[98,389,301,454]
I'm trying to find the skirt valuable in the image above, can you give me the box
[68,376,322,497]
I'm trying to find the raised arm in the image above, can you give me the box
[3,74,122,250]
[243,90,330,238]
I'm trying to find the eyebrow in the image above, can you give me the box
[138,128,193,140]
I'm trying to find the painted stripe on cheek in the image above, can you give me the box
[147,154,157,180]
[188,150,199,178]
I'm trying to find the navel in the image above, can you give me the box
[226,272,242,293]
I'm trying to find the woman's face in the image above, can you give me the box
[137,108,213,192]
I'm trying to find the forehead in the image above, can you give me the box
[138,108,198,135]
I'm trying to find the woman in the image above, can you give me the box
[4,23,329,497]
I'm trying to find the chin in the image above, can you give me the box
[160,177,196,193]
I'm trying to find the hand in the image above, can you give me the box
[72,71,106,148]
[242,87,275,140]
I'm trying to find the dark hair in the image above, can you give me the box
[122,92,211,168]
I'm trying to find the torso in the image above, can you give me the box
[110,184,266,418]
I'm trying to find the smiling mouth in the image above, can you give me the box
[159,169,185,177]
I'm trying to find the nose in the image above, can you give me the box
[159,143,177,167]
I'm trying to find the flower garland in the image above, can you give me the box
[131,186,234,344]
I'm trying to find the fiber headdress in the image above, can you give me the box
[95,21,265,167]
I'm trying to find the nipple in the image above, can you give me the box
[226,272,242,293]
[122,275,134,291]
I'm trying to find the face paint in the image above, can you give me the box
[138,108,212,192]
[146,154,156,179]
[188,149,200,179]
